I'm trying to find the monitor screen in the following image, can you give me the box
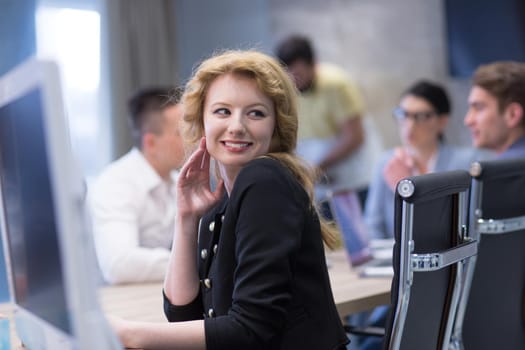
[0,87,71,334]
[0,58,122,350]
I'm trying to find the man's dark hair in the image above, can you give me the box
[404,80,451,115]
[128,86,183,149]
[275,35,315,66]
[473,61,525,117]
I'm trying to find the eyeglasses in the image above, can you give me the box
[392,107,437,123]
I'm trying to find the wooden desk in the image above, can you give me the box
[99,249,391,321]
[327,249,391,317]
[3,249,391,347]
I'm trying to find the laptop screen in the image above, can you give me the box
[329,190,372,266]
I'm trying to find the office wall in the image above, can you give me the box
[0,0,37,302]
[267,0,473,149]
[446,0,525,77]
[174,0,273,83]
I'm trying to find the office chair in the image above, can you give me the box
[346,170,477,350]
[449,158,525,350]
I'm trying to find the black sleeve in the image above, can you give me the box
[163,289,204,322]
[205,159,308,349]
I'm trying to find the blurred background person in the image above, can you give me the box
[89,87,185,284]
[354,80,481,350]
[275,34,381,211]
[365,80,481,240]
[465,60,525,159]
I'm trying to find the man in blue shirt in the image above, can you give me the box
[465,61,525,158]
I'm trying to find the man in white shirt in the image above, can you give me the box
[89,87,185,284]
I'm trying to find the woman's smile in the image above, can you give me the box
[221,140,253,151]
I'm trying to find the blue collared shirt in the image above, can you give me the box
[499,136,525,159]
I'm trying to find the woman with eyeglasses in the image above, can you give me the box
[364,80,480,240]
[352,80,482,350]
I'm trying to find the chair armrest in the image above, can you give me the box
[477,214,525,234]
[411,240,477,272]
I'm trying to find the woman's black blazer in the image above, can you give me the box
[164,157,348,350]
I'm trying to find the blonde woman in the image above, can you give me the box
[111,50,348,350]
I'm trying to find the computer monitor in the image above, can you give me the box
[0,58,121,349]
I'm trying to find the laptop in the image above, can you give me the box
[327,190,394,277]
[0,57,122,349]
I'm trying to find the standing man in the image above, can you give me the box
[465,61,525,158]
[275,35,380,207]
[89,87,185,284]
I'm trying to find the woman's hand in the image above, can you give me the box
[108,315,206,350]
[107,315,142,349]
[177,137,224,219]
[383,147,417,192]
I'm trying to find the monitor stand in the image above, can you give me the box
[14,308,74,350]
